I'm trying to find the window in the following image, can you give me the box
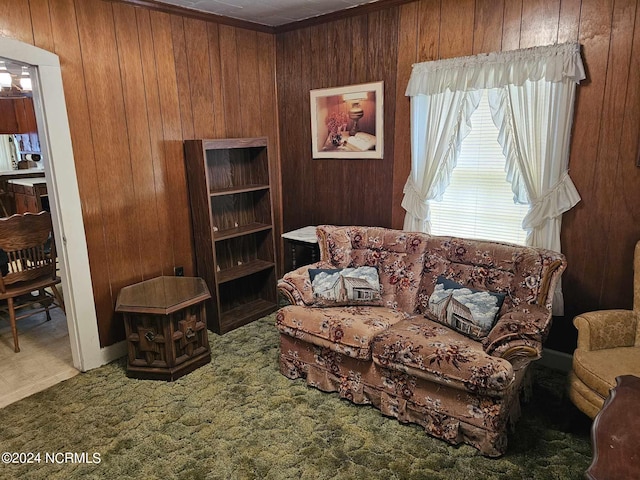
[404,44,585,315]
[0,135,17,171]
[429,92,529,245]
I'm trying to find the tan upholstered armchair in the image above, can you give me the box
[568,241,640,419]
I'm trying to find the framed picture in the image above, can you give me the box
[310,81,383,159]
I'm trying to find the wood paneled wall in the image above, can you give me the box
[0,0,281,347]
[276,10,400,230]
[277,0,640,352]
[1,0,639,353]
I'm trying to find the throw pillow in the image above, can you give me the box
[427,276,505,340]
[309,266,382,307]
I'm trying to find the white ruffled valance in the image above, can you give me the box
[406,42,585,97]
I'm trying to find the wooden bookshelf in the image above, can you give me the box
[184,137,278,334]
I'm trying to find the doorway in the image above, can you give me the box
[0,37,119,402]
[0,57,78,407]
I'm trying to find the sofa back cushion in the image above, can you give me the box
[316,226,565,316]
[416,236,564,315]
[317,226,430,313]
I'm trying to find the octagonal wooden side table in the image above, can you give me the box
[116,276,211,381]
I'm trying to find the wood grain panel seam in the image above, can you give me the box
[112,1,151,277]
[172,15,196,138]
[170,14,193,140]
[73,0,114,301]
[596,0,638,306]
[206,22,224,138]
[24,0,36,45]
[76,0,145,341]
[28,0,51,47]
[107,0,145,284]
[143,8,178,277]
[436,0,443,59]
[157,12,197,275]
[503,0,523,50]
[219,25,243,136]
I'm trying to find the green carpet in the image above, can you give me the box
[0,315,592,479]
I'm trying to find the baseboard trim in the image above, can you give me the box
[538,348,572,372]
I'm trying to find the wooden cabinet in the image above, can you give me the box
[116,276,212,381]
[8,179,47,214]
[184,137,278,334]
[14,190,38,214]
[0,97,37,134]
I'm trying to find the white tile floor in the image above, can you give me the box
[0,308,78,408]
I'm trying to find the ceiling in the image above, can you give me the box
[153,0,381,27]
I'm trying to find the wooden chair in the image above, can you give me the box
[0,178,12,217]
[0,212,65,352]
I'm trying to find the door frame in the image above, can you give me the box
[1,37,124,370]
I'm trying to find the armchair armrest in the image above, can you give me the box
[277,261,333,306]
[482,304,552,364]
[573,310,638,351]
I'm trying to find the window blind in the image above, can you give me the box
[429,92,529,245]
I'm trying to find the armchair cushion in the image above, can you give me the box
[572,346,640,398]
[568,240,640,420]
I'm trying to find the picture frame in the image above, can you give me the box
[310,81,383,159]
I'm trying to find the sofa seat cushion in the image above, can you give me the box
[276,304,408,360]
[371,317,515,396]
[572,346,640,398]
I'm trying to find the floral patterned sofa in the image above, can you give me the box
[276,225,566,456]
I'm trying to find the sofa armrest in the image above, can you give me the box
[482,304,552,362]
[573,310,638,351]
[277,261,333,306]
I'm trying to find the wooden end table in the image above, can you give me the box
[587,375,640,480]
[282,226,319,270]
[116,276,211,381]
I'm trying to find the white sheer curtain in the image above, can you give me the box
[487,83,581,251]
[403,42,585,314]
[402,90,481,232]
